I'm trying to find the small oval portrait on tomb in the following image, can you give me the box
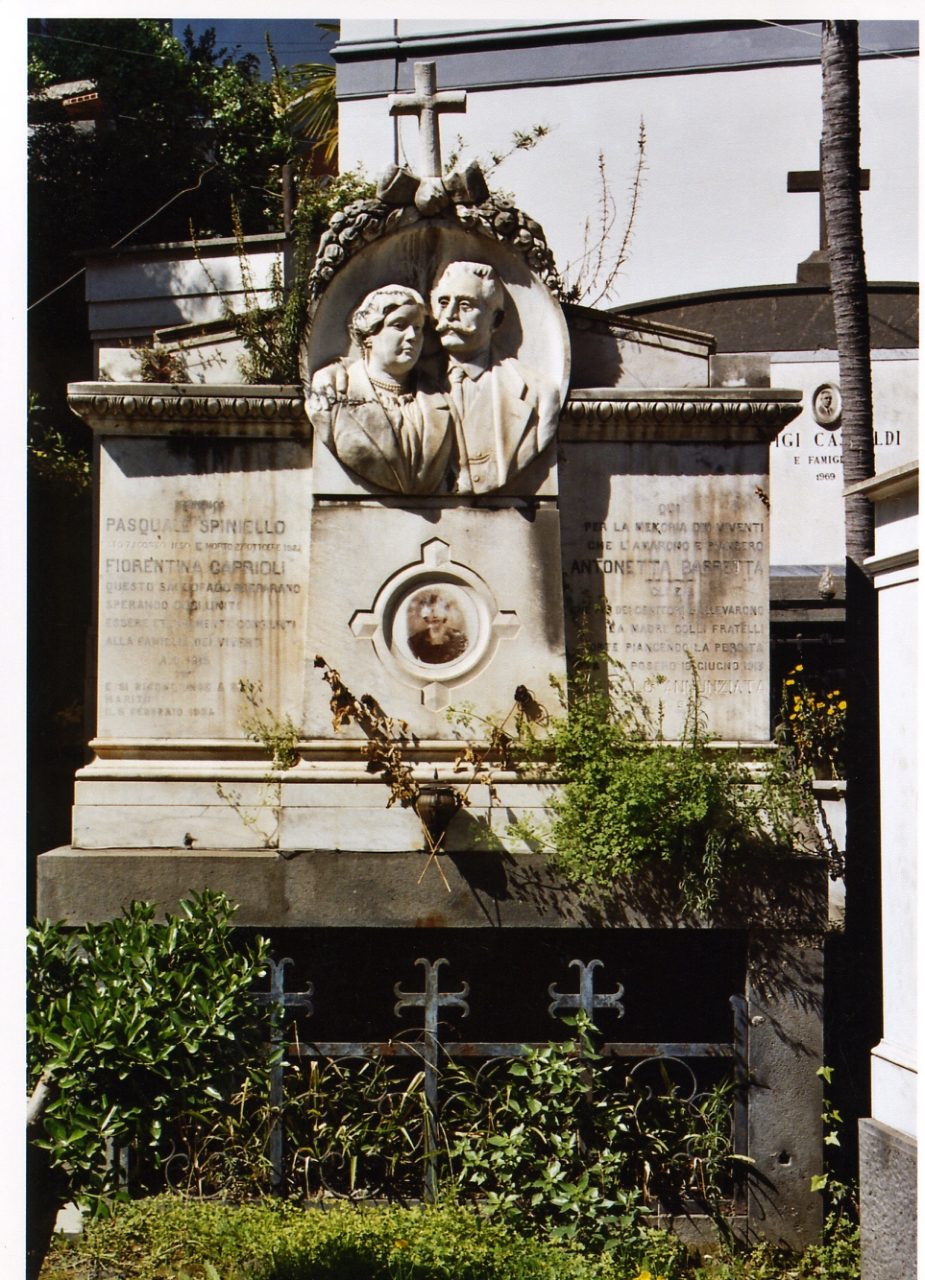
[392,581,481,670]
[812,382,842,427]
[405,588,468,664]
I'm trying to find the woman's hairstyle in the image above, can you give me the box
[349,286,426,348]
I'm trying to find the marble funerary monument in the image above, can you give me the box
[40,63,826,1245]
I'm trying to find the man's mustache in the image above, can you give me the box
[433,319,472,334]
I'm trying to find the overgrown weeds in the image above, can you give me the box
[190,171,375,384]
[509,645,830,915]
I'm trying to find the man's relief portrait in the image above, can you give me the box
[307,260,561,496]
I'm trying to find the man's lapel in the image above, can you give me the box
[491,356,534,481]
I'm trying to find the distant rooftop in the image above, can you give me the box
[28,78,95,101]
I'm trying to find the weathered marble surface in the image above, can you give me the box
[558,390,801,742]
[94,433,311,740]
[303,501,566,736]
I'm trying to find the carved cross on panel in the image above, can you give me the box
[388,60,467,177]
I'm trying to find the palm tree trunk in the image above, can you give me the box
[820,19,881,1192]
[821,19,875,560]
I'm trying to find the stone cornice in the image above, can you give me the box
[68,382,803,444]
[559,388,803,442]
[67,383,308,437]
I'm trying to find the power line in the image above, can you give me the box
[756,19,916,63]
[27,164,217,312]
[30,28,335,66]
[30,31,170,61]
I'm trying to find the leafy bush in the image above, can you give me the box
[28,891,278,1214]
[27,393,91,492]
[446,1024,643,1253]
[512,652,815,914]
[443,1020,743,1260]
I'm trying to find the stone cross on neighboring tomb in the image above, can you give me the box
[788,142,870,280]
[548,959,625,1022]
[389,60,467,177]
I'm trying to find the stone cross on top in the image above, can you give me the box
[389,61,466,177]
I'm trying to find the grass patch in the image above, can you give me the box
[40,1196,650,1279]
[39,1197,858,1280]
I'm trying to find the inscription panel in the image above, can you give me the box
[559,442,770,742]
[97,438,311,739]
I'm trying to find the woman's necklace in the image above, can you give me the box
[368,370,414,407]
[367,372,404,395]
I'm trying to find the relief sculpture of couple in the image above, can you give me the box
[308,261,560,495]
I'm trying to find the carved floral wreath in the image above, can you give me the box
[308,182,563,302]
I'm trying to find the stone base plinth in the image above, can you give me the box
[859,1117,917,1280]
[38,846,828,931]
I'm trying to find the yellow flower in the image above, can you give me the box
[634,1272,652,1280]
[785,679,795,686]
[831,690,840,697]
[838,701,847,710]
[795,664,804,672]
[394,1239,409,1250]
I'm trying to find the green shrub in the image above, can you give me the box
[40,1196,859,1280]
[443,1020,742,1259]
[28,892,278,1214]
[512,652,814,914]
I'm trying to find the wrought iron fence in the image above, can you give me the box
[258,955,749,1207]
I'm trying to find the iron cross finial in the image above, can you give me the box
[548,959,625,1021]
[257,957,315,1038]
[394,957,470,1040]
[388,61,467,178]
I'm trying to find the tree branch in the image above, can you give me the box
[27,1069,55,1129]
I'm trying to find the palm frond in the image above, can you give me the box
[288,62,337,163]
